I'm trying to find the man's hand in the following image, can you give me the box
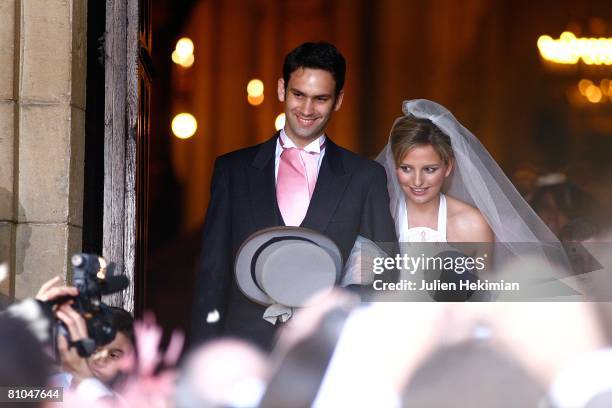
[56,304,94,386]
[35,275,78,302]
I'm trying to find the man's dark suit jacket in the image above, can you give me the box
[191,133,397,349]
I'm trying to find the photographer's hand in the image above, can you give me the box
[36,275,78,302]
[56,304,94,386]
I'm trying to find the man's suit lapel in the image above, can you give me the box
[302,138,351,232]
[248,134,280,230]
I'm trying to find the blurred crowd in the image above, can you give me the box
[511,160,612,242]
[3,248,612,408]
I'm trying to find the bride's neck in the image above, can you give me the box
[406,194,441,225]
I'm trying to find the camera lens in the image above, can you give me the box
[71,254,85,267]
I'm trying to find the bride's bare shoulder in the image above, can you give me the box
[445,195,480,218]
[446,196,493,242]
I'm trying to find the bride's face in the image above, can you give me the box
[396,144,452,205]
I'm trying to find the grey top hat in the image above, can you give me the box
[235,227,343,307]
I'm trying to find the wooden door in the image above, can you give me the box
[104,0,153,315]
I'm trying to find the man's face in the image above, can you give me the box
[277,68,343,147]
[87,332,134,385]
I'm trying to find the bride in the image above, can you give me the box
[376,99,568,270]
[342,99,573,289]
[385,111,492,244]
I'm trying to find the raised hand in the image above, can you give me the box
[55,304,94,386]
[35,275,78,303]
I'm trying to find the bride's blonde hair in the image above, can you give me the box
[390,115,454,166]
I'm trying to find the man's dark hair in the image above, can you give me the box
[282,42,346,96]
[109,306,134,344]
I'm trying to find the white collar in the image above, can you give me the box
[280,129,326,153]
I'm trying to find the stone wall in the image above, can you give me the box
[0,0,86,303]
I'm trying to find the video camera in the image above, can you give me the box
[50,253,129,358]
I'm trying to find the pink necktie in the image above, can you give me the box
[276,145,320,226]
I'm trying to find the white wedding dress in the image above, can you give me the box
[399,194,447,243]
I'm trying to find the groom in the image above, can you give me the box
[191,42,397,349]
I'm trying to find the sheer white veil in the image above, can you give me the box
[376,99,571,270]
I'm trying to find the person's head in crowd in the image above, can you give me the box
[511,162,540,201]
[566,159,612,207]
[546,348,612,408]
[0,315,50,387]
[175,338,268,408]
[531,180,591,236]
[565,207,612,243]
[402,340,545,408]
[86,306,134,385]
[559,216,601,242]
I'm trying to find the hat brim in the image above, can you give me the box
[235,227,343,306]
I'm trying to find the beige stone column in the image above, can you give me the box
[0,0,86,302]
